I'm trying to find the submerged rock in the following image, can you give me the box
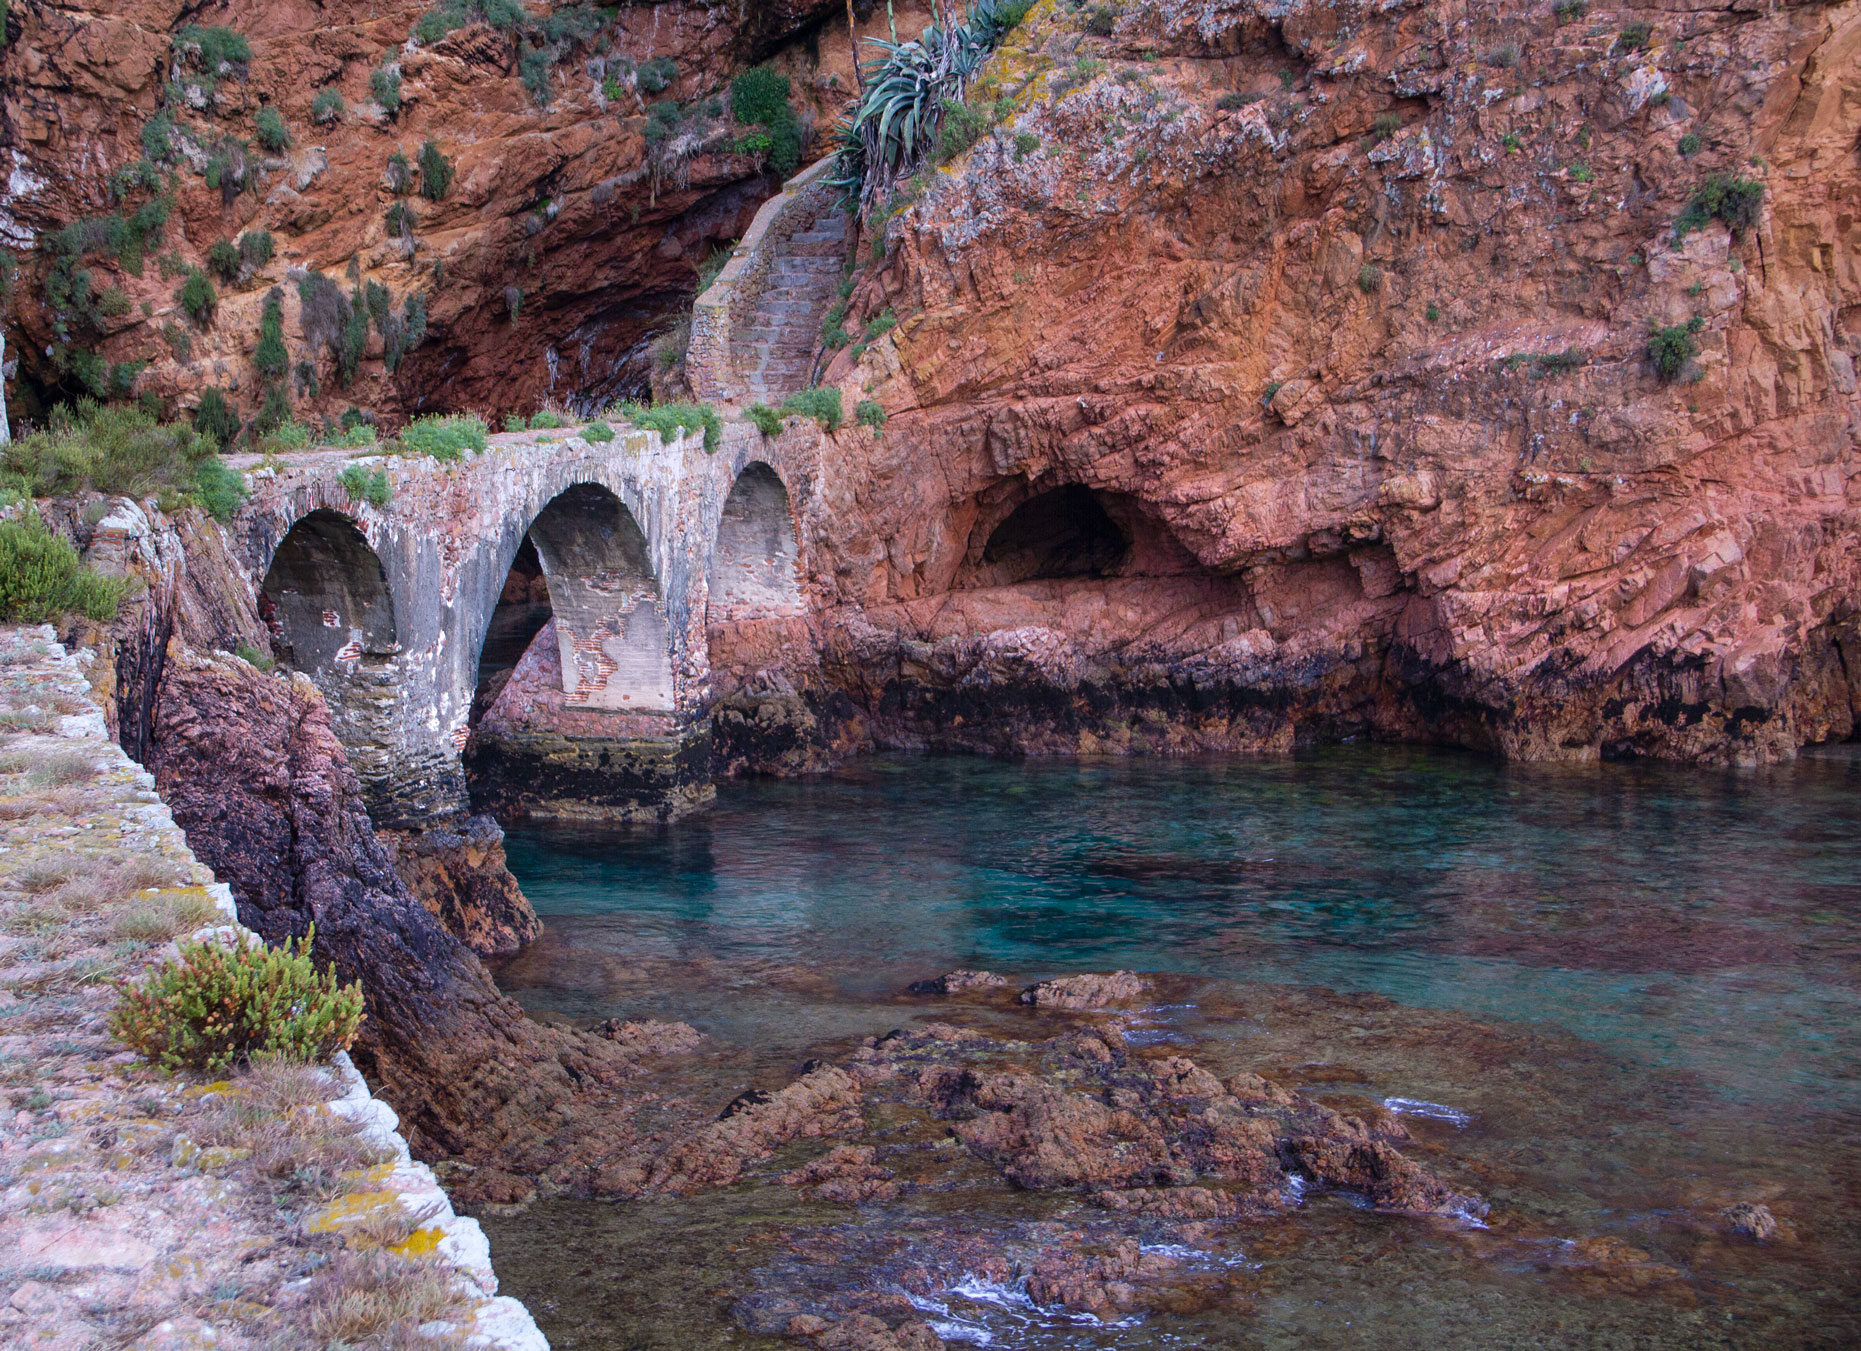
[594,1019,705,1055]
[1722,1202,1780,1243]
[1018,971,1150,1009]
[906,970,1011,995]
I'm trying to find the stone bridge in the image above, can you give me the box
[228,419,815,827]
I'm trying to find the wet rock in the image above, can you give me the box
[781,1145,901,1203]
[907,970,1011,995]
[1722,1201,1779,1242]
[1018,971,1149,1009]
[644,1065,865,1194]
[595,1019,705,1055]
[377,814,541,957]
[1089,1185,1252,1219]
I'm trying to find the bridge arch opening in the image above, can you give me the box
[260,509,396,671]
[708,462,802,624]
[477,482,676,716]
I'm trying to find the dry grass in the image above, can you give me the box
[14,857,79,895]
[265,1248,470,1351]
[190,1062,392,1201]
[25,752,103,788]
[110,889,223,942]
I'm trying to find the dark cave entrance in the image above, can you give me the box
[978,484,1131,584]
[472,536,552,727]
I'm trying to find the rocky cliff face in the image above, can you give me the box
[0,0,868,426]
[721,0,1861,766]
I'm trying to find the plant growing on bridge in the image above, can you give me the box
[398,414,489,461]
[0,509,126,624]
[618,400,722,453]
[745,402,784,437]
[581,420,615,443]
[339,462,392,507]
[781,386,843,433]
[109,925,364,1074]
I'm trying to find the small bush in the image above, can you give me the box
[1216,92,1261,112]
[780,386,842,433]
[311,88,344,125]
[179,269,217,325]
[581,420,615,443]
[207,239,242,282]
[399,414,489,461]
[5,398,223,500]
[176,25,252,76]
[519,44,553,106]
[1569,162,1595,183]
[1675,174,1764,240]
[1614,24,1652,55]
[855,399,886,431]
[1501,132,1522,154]
[0,510,126,624]
[1371,112,1401,143]
[1553,0,1587,21]
[1647,316,1703,381]
[937,99,994,164]
[194,457,248,521]
[1357,264,1383,294]
[620,400,721,453]
[1084,5,1116,38]
[1483,44,1518,69]
[1014,131,1041,161]
[338,463,392,507]
[637,56,677,95]
[109,926,363,1075]
[746,402,784,437]
[502,412,525,433]
[193,388,240,448]
[1425,303,1440,323]
[332,422,379,448]
[239,230,275,270]
[528,410,564,429]
[142,110,177,165]
[371,65,403,116]
[254,290,288,381]
[418,139,453,201]
[254,107,290,154]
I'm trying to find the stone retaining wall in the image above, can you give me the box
[0,625,547,1351]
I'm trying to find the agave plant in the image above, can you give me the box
[831,0,1030,210]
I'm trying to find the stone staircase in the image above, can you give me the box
[731,211,847,403]
[686,158,848,406]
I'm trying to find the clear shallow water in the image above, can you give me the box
[479,747,1861,1350]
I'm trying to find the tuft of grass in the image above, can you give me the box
[1677,132,1702,157]
[618,400,721,453]
[780,386,843,433]
[855,399,886,431]
[1357,264,1383,294]
[338,463,391,508]
[745,403,784,437]
[235,641,277,671]
[111,890,223,944]
[397,414,488,461]
[312,88,344,125]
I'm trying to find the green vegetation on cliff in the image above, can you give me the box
[0,509,126,624]
[1,400,243,520]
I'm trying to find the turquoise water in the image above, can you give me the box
[482,747,1861,1349]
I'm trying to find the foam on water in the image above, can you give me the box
[1383,1096,1473,1126]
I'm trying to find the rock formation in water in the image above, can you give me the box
[708,0,1861,768]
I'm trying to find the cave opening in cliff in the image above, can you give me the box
[973,484,1133,585]
[472,537,553,727]
[259,509,397,673]
[708,462,803,625]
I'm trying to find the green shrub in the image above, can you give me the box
[780,386,842,433]
[175,25,252,77]
[254,107,290,154]
[1084,5,1116,37]
[414,0,528,45]
[1648,316,1702,381]
[863,309,897,342]
[399,414,489,461]
[208,239,242,281]
[192,389,239,448]
[637,56,677,94]
[194,456,248,521]
[418,139,453,200]
[937,98,994,164]
[254,290,287,381]
[239,230,274,269]
[502,412,525,433]
[179,269,216,325]
[528,410,564,429]
[855,399,886,431]
[1553,0,1587,21]
[1569,162,1595,183]
[1371,112,1401,141]
[5,398,221,499]
[386,150,413,195]
[1677,132,1702,157]
[745,402,784,436]
[331,422,379,448]
[519,45,552,106]
[729,65,800,177]
[1614,24,1652,54]
[109,926,363,1075]
[338,463,392,507]
[371,66,402,116]
[1425,304,1440,323]
[1675,174,1763,240]
[97,286,132,318]
[620,400,721,453]
[1357,264,1383,293]
[0,509,127,623]
[581,420,615,443]
[234,642,276,671]
[311,88,344,125]
[1013,132,1040,161]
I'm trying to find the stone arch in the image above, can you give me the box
[708,461,803,623]
[260,509,397,671]
[525,481,675,713]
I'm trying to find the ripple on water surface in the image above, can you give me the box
[478,746,1861,1350]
